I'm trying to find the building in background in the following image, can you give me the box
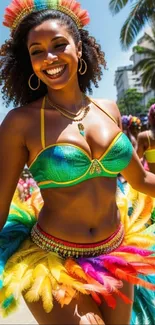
[114,65,143,101]
[115,28,155,107]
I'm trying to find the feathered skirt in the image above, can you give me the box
[0,183,155,319]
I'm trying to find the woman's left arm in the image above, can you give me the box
[121,150,155,197]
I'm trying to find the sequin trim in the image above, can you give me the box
[31,223,124,258]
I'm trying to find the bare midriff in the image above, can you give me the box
[38,177,120,243]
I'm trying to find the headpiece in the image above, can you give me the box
[128,116,141,128]
[3,0,90,32]
[140,114,148,126]
[121,115,129,126]
[149,104,155,120]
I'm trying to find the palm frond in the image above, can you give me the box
[141,64,155,88]
[109,0,130,15]
[120,1,153,49]
[143,32,155,48]
[133,46,155,57]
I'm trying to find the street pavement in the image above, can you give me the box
[0,298,38,324]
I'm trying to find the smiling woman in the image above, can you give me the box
[0,1,155,325]
[0,6,105,107]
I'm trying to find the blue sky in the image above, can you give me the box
[0,0,148,117]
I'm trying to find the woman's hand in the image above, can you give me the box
[79,312,105,324]
[75,304,105,324]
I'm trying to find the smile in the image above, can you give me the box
[44,65,66,79]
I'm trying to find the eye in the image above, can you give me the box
[31,50,43,56]
[55,43,67,48]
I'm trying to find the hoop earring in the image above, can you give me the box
[78,58,87,75]
[28,73,40,91]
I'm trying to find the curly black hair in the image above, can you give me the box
[0,10,106,108]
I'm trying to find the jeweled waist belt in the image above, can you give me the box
[31,222,124,258]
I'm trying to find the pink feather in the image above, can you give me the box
[115,245,153,256]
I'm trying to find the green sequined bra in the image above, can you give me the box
[29,98,133,188]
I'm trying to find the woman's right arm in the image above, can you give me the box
[0,109,28,230]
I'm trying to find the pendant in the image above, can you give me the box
[78,123,85,137]
[90,159,101,175]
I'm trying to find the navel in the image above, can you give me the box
[89,227,96,234]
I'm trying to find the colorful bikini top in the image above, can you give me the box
[29,97,133,189]
[144,131,155,163]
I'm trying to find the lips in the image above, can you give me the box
[43,64,66,79]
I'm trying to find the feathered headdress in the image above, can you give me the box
[128,116,141,128]
[3,0,90,32]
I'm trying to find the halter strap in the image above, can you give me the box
[87,97,117,124]
[41,97,46,149]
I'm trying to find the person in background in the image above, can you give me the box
[128,116,141,150]
[121,115,129,135]
[139,113,148,132]
[137,105,155,174]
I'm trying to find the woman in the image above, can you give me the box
[127,116,141,150]
[0,1,155,324]
[121,115,129,135]
[137,104,155,174]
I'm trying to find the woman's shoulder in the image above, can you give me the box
[137,130,148,140]
[2,98,42,126]
[91,97,121,127]
[0,98,42,138]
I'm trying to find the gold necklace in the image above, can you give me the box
[46,95,85,117]
[46,94,90,122]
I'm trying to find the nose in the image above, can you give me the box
[44,52,58,64]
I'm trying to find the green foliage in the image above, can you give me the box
[133,28,155,90]
[147,98,155,109]
[109,0,155,49]
[117,88,145,115]
[133,45,146,53]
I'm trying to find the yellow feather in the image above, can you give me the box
[124,234,155,248]
[47,253,66,281]
[41,277,53,313]
[59,271,87,294]
[143,222,155,235]
[124,183,139,203]
[24,276,45,302]
[0,288,6,303]
[127,195,154,234]
[116,194,129,231]
[33,263,49,278]
[20,269,33,292]
[48,274,58,291]
[128,192,146,228]
[47,254,87,294]
[127,214,150,235]
[5,263,28,299]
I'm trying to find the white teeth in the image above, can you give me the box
[46,66,65,76]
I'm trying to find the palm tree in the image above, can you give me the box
[109,0,155,49]
[132,27,155,89]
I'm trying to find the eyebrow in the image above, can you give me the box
[29,36,66,50]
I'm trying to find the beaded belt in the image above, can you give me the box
[31,223,124,258]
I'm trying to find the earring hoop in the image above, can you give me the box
[78,58,87,75]
[28,73,40,91]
